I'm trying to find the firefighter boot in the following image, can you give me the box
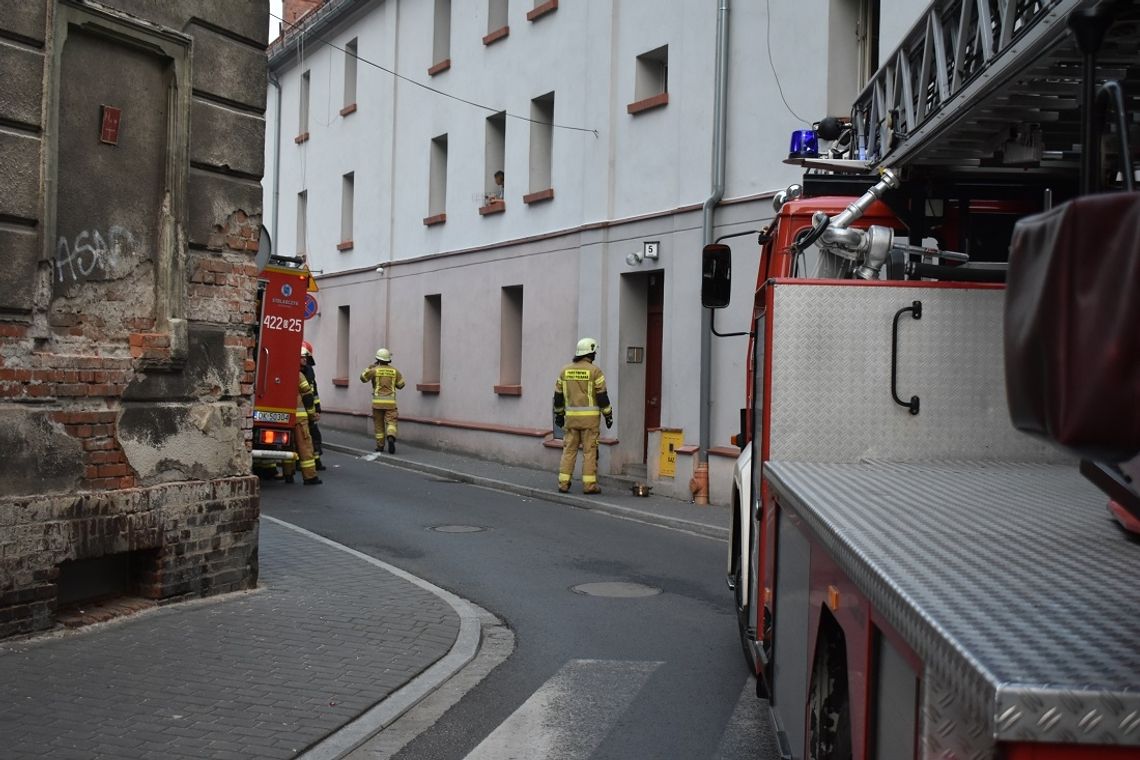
[303,476,323,485]
[558,482,570,493]
[583,483,602,495]
[387,435,396,454]
[315,456,326,471]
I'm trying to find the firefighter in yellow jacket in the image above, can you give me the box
[361,348,405,453]
[283,348,322,485]
[553,337,612,494]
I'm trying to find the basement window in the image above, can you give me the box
[335,304,350,385]
[420,294,442,392]
[497,285,523,394]
[54,549,161,627]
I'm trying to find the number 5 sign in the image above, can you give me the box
[304,294,318,320]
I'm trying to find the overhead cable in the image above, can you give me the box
[269,10,599,137]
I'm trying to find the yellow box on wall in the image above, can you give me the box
[659,429,685,478]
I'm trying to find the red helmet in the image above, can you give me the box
[302,340,313,354]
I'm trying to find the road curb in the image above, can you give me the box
[266,516,499,760]
[322,441,729,541]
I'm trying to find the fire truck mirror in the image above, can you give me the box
[255,225,273,271]
[701,244,732,309]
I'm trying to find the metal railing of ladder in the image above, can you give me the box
[851,0,1087,168]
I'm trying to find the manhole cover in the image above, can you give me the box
[570,582,661,598]
[431,525,486,533]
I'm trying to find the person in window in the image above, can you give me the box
[486,170,504,204]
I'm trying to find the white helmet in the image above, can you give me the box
[575,337,598,357]
[375,348,392,363]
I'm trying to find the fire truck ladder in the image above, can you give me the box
[852,0,1140,171]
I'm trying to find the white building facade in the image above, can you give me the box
[264,0,909,501]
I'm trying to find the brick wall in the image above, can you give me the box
[284,0,325,26]
[0,1,269,639]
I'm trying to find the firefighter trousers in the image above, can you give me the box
[283,419,317,480]
[558,425,600,491]
[372,406,398,446]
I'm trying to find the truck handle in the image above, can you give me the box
[890,301,921,415]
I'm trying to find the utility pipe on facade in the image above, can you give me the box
[697,0,730,503]
[268,70,282,247]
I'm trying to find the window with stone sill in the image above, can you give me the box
[432,0,451,72]
[343,38,357,112]
[527,0,557,22]
[499,285,522,390]
[299,69,310,135]
[489,0,508,30]
[483,111,506,211]
[336,304,350,380]
[423,294,442,386]
[528,92,554,197]
[296,190,307,255]
[340,172,354,249]
[485,0,509,44]
[427,133,447,222]
[628,45,668,114]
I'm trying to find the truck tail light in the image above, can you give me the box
[258,429,291,446]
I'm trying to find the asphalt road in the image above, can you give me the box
[261,450,781,759]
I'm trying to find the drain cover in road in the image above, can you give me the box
[570,582,661,597]
[431,525,486,533]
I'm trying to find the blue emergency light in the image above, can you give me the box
[788,129,819,159]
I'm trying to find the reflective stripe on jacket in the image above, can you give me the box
[554,359,609,424]
[296,373,315,420]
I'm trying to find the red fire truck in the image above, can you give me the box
[704,1,1140,757]
[252,253,310,472]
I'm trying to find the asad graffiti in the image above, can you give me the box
[55,226,139,284]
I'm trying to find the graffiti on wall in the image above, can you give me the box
[55,226,139,284]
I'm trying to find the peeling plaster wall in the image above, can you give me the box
[1,410,85,495]
[0,1,269,638]
[119,402,249,483]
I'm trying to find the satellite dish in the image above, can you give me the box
[254,225,273,271]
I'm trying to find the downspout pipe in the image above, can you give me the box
[699,0,730,471]
[268,69,283,248]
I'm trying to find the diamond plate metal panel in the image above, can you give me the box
[766,283,1064,465]
[765,460,1140,749]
